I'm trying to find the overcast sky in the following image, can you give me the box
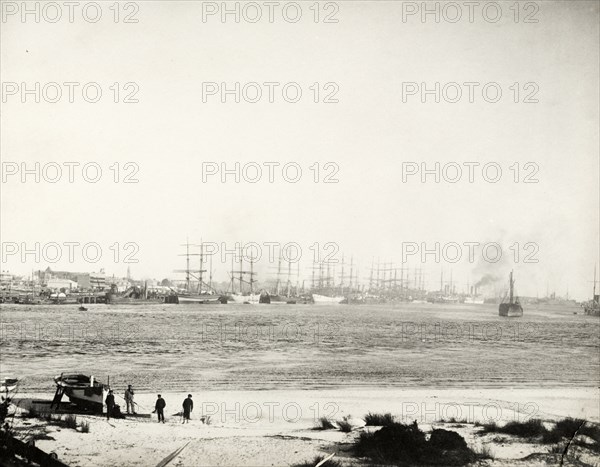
[1,1,598,299]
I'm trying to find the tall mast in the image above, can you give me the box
[198,241,204,293]
[286,259,291,297]
[209,254,213,290]
[400,263,404,298]
[186,240,190,291]
[509,270,514,303]
[340,254,345,292]
[276,254,282,295]
[230,255,235,293]
[239,245,243,294]
[250,255,254,294]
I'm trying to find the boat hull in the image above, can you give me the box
[499,303,523,317]
[54,374,106,413]
[178,295,222,304]
[105,295,178,305]
[312,294,344,304]
[464,297,485,304]
[230,294,259,304]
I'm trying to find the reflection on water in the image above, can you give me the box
[1,302,598,392]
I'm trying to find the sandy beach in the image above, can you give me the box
[10,386,599,466]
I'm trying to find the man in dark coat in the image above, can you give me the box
[154,394,166,423]
[105,390,115,420]
[182,394,193,423]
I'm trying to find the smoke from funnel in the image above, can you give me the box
[475,273,500,288]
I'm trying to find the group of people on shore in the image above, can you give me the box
[152,394,194,423]
[104,385,194,423]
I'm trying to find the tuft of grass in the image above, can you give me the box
[477,416,599,453]
[549,443,565,453]
[80,420,90,433]
[475,444,494,459]
[314,416,336,430]
[478,419,545,438]
[501,419,546,438]
[26,406,40,418]
[478,421,499,433]
[337,419,353,433]
[364,412,395,426]
[354,420,476,466]
[291,455,343,467]
[63,414,77,429]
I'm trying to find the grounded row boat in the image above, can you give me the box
[53,374,106,413]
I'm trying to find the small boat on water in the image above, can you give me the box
[499,271,523,317]
[53,373,106,413]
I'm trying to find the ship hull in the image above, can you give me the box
[312,293,344,304]
[105,295,178,305]
[178,295,222,304]
[464,298,485,304]
[499,303,523,317]
[584,304,600,316]
[230,293,259,304]
[54,374,106,413]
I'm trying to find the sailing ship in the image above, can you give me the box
[264,255,308,304]
[53,373,106,413]
[499,271,523,317]
[309,260,345,304]
[175,241,225,304]
[228,247,259,304]
[583,266,600,316]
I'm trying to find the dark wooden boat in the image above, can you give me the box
[53,374,106,413]
[499,271,523,317]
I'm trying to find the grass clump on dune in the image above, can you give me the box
[477,417,599,453]
[313,416,336,430]
[291,455,343,467]
[364,412,395,426]
[355,420,479,466]
[337,418,353,433]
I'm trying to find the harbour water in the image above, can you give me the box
[1,303,598,393]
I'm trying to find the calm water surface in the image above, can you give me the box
[1,302,598,392]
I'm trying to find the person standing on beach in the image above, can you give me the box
[124,385,136,415]
[154,394,166,423]
[182,394,193,423]
[105,390,115,420]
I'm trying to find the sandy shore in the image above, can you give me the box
[10,387,600,466]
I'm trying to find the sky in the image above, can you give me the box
[1,0,599,300]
